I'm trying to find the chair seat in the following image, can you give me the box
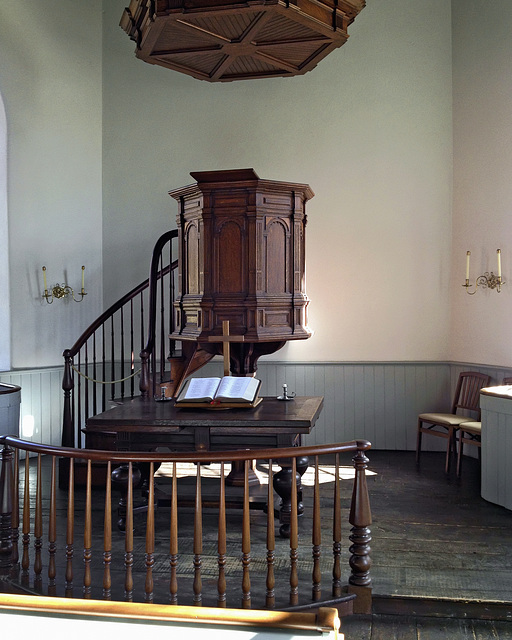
[459,421,481,436]
[418,413,474,427]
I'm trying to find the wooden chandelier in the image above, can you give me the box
[120,0,365,82]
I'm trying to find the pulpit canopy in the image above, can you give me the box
[120,0,366,82]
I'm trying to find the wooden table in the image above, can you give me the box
[84,396,324,535]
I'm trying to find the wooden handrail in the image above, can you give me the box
[0,435,371,464]
[142,230,178,359]
[0,593,340,633]
[65,231,178,359]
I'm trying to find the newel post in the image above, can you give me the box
[0,443,14,572]
[62,350,74,448]
[60,350,74,488]
[348,442,372,614]
[139,349,150,399]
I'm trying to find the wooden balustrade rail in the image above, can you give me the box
[0,437,372,614]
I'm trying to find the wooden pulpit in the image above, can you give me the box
[169,168,313,377]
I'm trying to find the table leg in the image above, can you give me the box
[226,460,261,487]
[272,456,309,538]
[111,463,142,531]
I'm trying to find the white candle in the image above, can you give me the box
[497,249,501,278]
[466,251,470,281]
[42,266,47,291]
[81,266,85,291]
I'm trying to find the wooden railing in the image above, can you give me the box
[61,230,178,451]
[0,593,341,637]
[0,437,372,614]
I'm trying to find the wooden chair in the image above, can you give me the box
[457,376,511,476]
[416,371,491,473]
[456,421,482,477]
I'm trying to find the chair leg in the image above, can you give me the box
[416,420,422,464]
[444,426,454,474]
[456,431,463,477]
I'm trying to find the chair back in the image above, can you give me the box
[451,371,491,419]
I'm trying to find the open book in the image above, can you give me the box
[176,376,261,406]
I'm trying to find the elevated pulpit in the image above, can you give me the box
[169,169,313,378]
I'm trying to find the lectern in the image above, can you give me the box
[169,169,313,376]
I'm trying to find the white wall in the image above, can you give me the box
[450,0,512,368]
[102,0,453,363]
[6,0,510,373]
[0,1,104,368]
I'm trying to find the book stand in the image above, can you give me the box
[176,321,261,410]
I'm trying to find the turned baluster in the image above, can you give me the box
[169,461,178,604]
[83,342,89,423]
[103,461,112,599]
[332,453,342,598]
[119,307,126,400]
[34,454,43,589]
[217,461,227,607]
[193,463,203,605]
[0,444,13,571]
[110,317,115,402]
[83,459,92,598]
[145,462,155,602]
[349,447,372,588]
[65,458,74,596]
[21,454,30,582]
[11,448,19,567]
[124,461,134,601]
[265,459,275,609]
[241,459,251,609]
[129,299,135,398]
[101,324,107,412]
[289,456,299,606]
[47,456,57,594]
[312,455,322,601]
[92,332,98,416]
[139,349,150,399]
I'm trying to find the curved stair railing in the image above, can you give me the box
[61,230,179,451]
[0,436,372,613]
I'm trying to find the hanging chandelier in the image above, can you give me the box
[120,0,365,82]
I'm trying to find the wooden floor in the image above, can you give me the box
[365,450,512,602]
[341,613,512,639]
[342,449,512,639]
[6,449,512,638]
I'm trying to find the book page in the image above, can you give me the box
[180,377,220,401]
[215,376,259,402]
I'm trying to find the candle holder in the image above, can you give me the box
[277,383,295,401]
[463,249,505,295]
[42,266,87,303]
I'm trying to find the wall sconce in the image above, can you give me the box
[42,265,87,303]
[463,249,505,294]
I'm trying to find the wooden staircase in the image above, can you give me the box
[61,229,191,451]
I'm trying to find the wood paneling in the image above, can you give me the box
[1,362,510,451]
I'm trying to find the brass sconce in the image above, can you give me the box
[463,249,505,294]
[42,266,87,303]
